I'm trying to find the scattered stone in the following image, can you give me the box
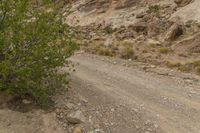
[94,128,102,133]
[147,128,153,132]
[150,65,156,68]
[81,98,88,104]
[147,39,161,46]
[22,99,31,104]
[111,108,115,112]
[89,115,93,123]
[136,12,146,18]
[188,94,192,97]
[73,127,82,133]
[145,120,151,125]
[189,90,196,94]
[66,103,75,109]
[128,59,132,62]
[62,123,67,128]
[133,107,139,112]
[67,110,86,124]
[135,125,140,130]
[154,124,159,128]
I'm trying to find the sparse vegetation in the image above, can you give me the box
[149,43,157,48]
[190,61,200,74]
[96,47,112,56]
[167,61,200,74]
[104,25,117,34]
[197,67,200,74]
[159,47,170,54]
[178,65,190,72]
[167,61,182,68]
[148,5,160,13]
[119,42,135,59]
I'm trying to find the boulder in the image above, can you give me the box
[131,22,148,33]
[67,110,86,124]
[136,12,146,19]
[171,0,200,23]
[164,23,183,41]
[147,39,162,46]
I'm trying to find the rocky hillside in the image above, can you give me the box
[64,0,200,74]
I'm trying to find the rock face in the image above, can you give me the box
[174,0,192,7]
[171,0,200,23]
[66,0,143,27]
[67,0,200,74]
[78,0,111,12]
[173,33,200,53]
[164,23,183,41]
[115,0,141,9]
[131,22,148,33]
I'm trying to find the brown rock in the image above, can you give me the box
[136,12,146,18]
[73,127,82,133]
[67,110,86,124]
[131,22,148,33]
[164,23,183,41]
[174,0,192,7]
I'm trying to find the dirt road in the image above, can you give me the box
[70,53,200,133]
[1,53,200,133]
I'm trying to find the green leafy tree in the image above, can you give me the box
[0,0,77,105]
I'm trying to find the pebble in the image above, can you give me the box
[67,110,86,124]
[22,99,31,104]
[132,108,139,113]
[135,125,140,129]
[147,128,153,132]
[145,120,151,125]
[111,108,115,112]
[66,103,74,109]
[94,129,101,132]
[73,127,82,133]
[154,124,159,128]
[128,59,132,62]
[81,98,88,103]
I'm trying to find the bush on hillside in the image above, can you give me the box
[0,0,77,105]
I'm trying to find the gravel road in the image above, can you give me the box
[70,53,200,133]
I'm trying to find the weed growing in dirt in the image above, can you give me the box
[119,42,135,59]
[148,5,160,13]
[96,47,112,56]
[159,47,170,54]
[104,25,117,34]
[167,61,200,74]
